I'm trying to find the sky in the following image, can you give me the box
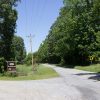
[16,0,63,53]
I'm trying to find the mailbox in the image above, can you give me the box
[6,61,16,72]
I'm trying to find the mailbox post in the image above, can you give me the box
[6,61,16,72]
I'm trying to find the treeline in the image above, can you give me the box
[0,0,26,72]
[37,0,100,65]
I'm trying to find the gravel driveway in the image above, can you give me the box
[0,64,100,100]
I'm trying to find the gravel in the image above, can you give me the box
[0,64,100,100]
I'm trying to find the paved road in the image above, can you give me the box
[0,64,100,100]
[46,64,100,100]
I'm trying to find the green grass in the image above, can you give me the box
[75,64,100,73]
[0,64,59,80]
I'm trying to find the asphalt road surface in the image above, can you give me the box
[0,64,100,100]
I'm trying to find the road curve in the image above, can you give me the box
[46,64,100,100]
[0,64,100,100]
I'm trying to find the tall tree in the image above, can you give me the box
[38,0,100,66]
[0,0,19,70]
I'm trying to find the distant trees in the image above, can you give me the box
[38,0,100,66]
[25,53,32,65]
[12,35,26,63]
[25,52,38,65]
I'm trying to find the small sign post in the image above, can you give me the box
[6,61,16,73]
[89,56,93,65]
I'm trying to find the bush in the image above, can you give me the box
[0,57,5,73]
[4,72,18,77]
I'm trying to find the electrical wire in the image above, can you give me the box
[35,0,47,31]
[25,0,28,35]
[30,0,47,35]
[24,0,48,53]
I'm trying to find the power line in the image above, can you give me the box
[34,0,47,31]
[30,0,39,31]
[25,0,47,53]
[25,0,28,34]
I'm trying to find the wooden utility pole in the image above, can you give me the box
[26,34,34,69]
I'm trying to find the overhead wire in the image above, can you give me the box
[28,0,47,53]
[24,0,48,53]
[29,0,39,53]
[35,0,47,30]
[25,0,28,35]
[30,0,39,33]
[29,0,47,35]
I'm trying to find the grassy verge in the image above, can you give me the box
[75,64,100,73]
[0,64,59,80]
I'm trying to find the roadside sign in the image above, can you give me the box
[6,61,16,72]
[89,56,93,61]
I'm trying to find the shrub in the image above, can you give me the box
[4,72,18,77]
[0,57,5,73]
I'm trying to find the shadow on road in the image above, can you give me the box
[75,72,100,81]
[88,74,100,81]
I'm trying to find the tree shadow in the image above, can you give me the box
[56,64,75,68]
[75,72,100,81]
[75,73,98,76]
[88,73,100,81]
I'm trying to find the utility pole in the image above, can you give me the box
[26,34,34,69]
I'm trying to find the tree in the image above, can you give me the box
[12,35,26,63]
[38,41,49,63]
[37,0,100,66]
[25,53,32,65]
[25,52,38,65]
[0,0,19,71]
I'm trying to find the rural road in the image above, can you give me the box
[0,64,100,100]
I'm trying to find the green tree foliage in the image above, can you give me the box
[25,52,38,65]
[25,53,32,65]
[12,35,26,63]
[38,0,100,65]
[0,57,5,73]
[0,0,19,71]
